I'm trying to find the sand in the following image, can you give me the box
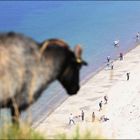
[34,44,140,139]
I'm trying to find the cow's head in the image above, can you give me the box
[58,44,87,95]
[40,39,87,96]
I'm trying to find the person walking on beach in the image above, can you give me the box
[69,113,75,125]
[104,95,108,104]
[126,72,130,81]
[92,112,95,122]
[107,56,110,63]
[81,110,84,121]
[120,52,123,60]
[106,62,110,68]
[136,32,140,41]
[99,101,103,111]
[111,63,114,70]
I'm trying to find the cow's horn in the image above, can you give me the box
[40,41,49,55]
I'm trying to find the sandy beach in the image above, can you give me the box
[34,44,140,139]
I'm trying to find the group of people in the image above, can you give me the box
[114,32,140,48]
[106,36,134,81]
[69,95,108,125]
[68,33,139,125]
[107,55,131,81]
[106,52,123,70]
[111,31,140,64]
[98,96,110,122]
[69,110,84,125]
[99,95,108,111]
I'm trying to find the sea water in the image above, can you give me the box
[0,1,140,124]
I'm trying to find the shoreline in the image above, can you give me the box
[32,41,140,129]
[35,42,140,138]
[81,41,140,86]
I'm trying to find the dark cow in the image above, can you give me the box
[0,32,87,123]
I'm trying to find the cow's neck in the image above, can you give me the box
[32,56,63,101]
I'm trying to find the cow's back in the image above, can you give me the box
[0,32,39,104]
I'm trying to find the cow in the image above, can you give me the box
[0,32,87,123]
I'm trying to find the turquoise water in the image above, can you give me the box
[0,1,140,124]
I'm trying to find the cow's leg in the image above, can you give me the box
[10,103,20,125]
[10,99,20,125]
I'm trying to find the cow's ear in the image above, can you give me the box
[74,44,88,66]
[74,44,83,59]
